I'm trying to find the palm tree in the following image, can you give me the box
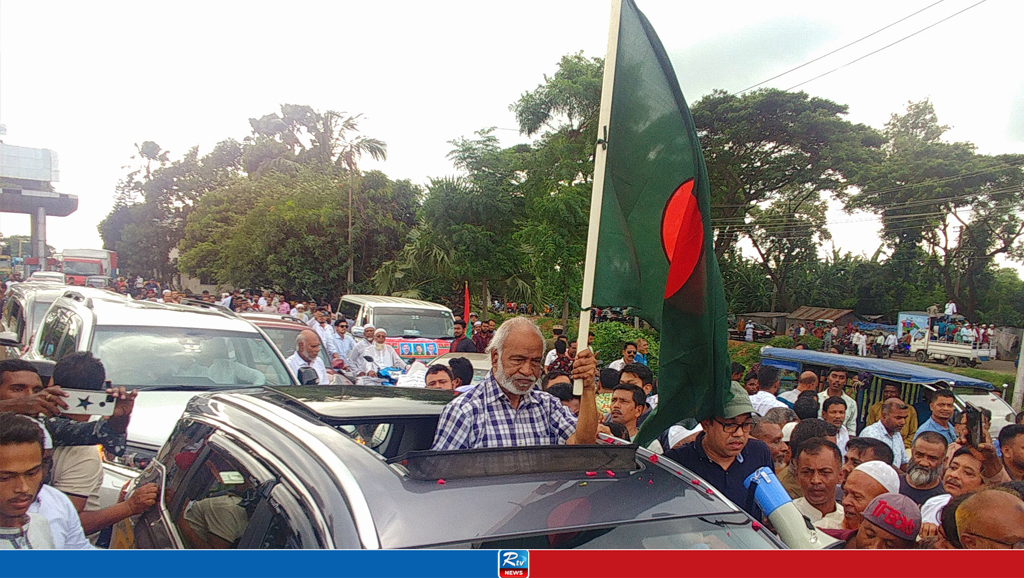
[337,114,387,288]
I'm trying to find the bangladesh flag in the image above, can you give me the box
[589,0,732,446]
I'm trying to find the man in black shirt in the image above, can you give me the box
[899,431,947,505]
[663,382,774,519]
[450,321,477,353]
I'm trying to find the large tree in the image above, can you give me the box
[848,99,1024,316]
[692,89,884,260]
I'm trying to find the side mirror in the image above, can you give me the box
[297,367,319,386]
[0,331,20,348]
[363,355,374,362]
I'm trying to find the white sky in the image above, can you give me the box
[1,0,1022,272]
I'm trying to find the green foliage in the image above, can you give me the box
[796,335,823,351]
[589,321,660,374]
[766,336,794,348]
[728,341,763,371]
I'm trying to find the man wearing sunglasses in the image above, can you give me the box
[662,381,775,519]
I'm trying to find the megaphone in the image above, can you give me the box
[743,467,839,549]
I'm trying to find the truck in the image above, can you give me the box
[59,249,117,286]
[910,328,997,368]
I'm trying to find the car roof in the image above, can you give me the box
[194,389,750,549]
[760,347,994,389]
[340,294,451,311]
[62,294,263,332]
[242,313,307,327]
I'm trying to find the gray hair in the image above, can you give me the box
[485,317,543,356]
[763,407,799,425]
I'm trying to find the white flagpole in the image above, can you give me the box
[574,0,623,396]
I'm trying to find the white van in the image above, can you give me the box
[337,295,455,360]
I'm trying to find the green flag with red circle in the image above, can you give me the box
[591,0,731,446]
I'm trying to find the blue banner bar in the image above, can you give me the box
[3,550,501,578]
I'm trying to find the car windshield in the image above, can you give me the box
[259,325,332,367]
[442,513,778,550]
[90,326,294,388]
[63,261,102,276]
[373,307,454,339]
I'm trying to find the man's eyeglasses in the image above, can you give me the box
[961,532,1024,549]
[712,417,754,434]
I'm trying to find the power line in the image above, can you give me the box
[707,161,1022,210]
[785,0,989,91]
[734,0,947,94]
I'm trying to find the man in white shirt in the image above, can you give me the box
[750,365,787,416]
[860,398,910,470]
[821,395,850,456]
[884,332,898,355]
[1,414,56,549]
[792,438,846,530]
[28,485,94,549]
[607,342,637,372]
[779,371,818,405]
[347,323,376,373]
[817,367,858,434]
[944,299,957,319]
[285,330,329,385]
[306,310,334,348]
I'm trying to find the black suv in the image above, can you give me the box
[111,385,783,550]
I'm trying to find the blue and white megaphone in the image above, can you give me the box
[743,466,839,549]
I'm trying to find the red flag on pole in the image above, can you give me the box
[464,281,471,325]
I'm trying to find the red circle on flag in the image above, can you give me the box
[660,179,702,299]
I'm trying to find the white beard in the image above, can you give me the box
[495,357,539,396]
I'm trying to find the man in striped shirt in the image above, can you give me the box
[432,317,598,450]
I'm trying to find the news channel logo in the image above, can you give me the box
[497,550,529,578]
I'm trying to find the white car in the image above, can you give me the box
[27,271,66,283]
[25,288,298,508]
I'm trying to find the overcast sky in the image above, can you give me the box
[1,0,1021,271]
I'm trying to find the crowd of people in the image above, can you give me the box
[2,284,1021,550]
[422,317,1023,549]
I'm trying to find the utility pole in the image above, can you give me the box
[1013,339,1024,412]
[347,171,354,288]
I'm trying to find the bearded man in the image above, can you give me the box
[899,432,948,505]
[431,317,598,450]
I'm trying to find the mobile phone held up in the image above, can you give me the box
[61,389,117,417]
[964,403,984,447]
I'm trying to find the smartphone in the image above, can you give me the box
[964,403,984,447]
[60,388,117,416]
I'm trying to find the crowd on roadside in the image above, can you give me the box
[3,284,1021,550]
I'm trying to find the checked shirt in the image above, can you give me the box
[431,372,577,450]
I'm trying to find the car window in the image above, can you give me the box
[53,312,82,360]
[249,485,324,549]
[335,417,439,458]
[338,300,361,325]
[256,326,330,367]
[90,326,292,387]
[171,446,263,549]
[30,299,55,338]
[372,307,454,339]
[36,308,68,360]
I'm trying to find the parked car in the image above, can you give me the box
[0,281,75,358]
[337,295,455,362]
[239,312,335,378]
[24,289,298,508]
[111,385,783,550]
[27,270,66,284]
[728,321,776,341]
